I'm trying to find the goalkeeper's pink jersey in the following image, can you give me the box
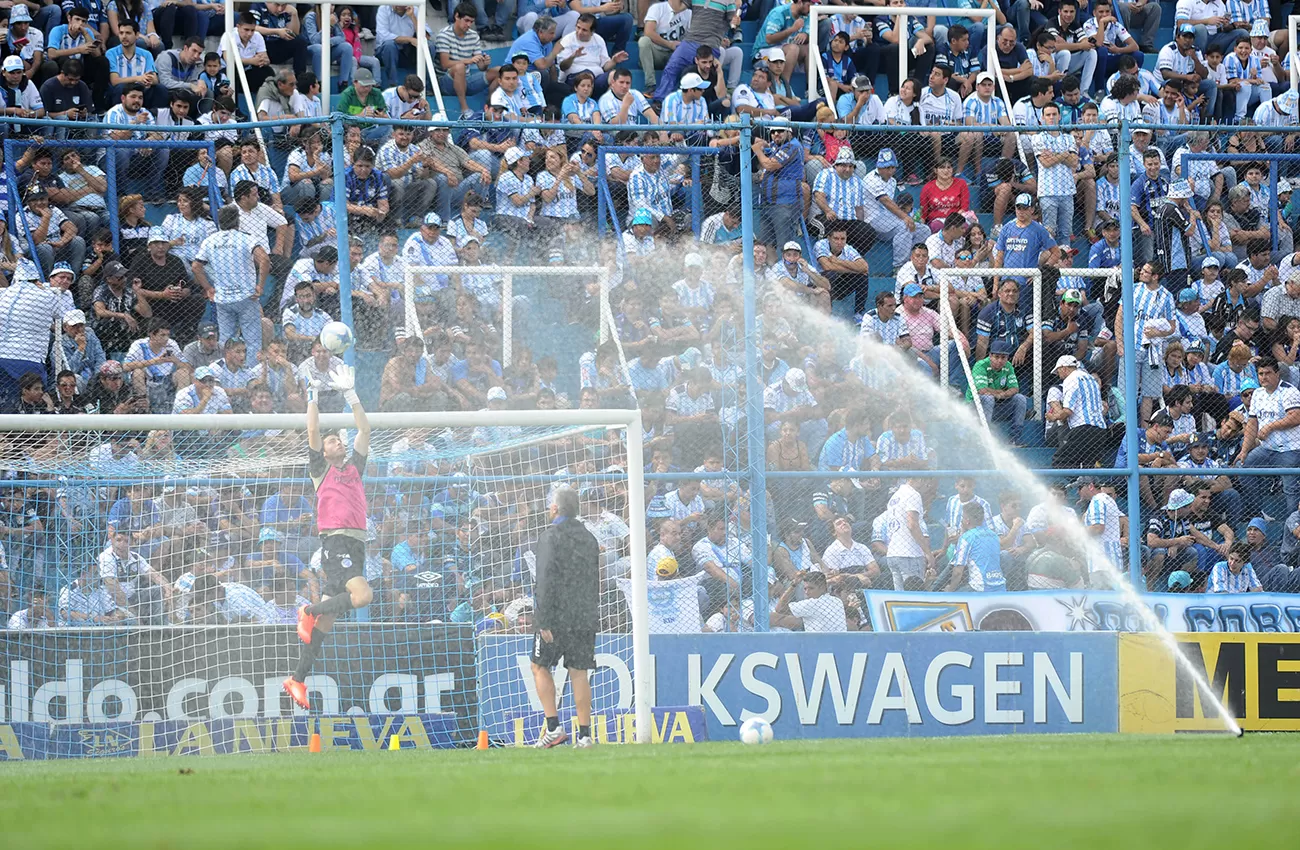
[312,449,368,533]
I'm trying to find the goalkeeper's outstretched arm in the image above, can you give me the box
[335,364,369,457]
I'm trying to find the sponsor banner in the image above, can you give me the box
[1118,633,1300,733]
[861,590,1300,633]
[0,624,477,758]
[501,706,707,746]
[479,632,1118,740]
[0,714,461,760]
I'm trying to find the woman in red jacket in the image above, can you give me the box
[919,158,971,232]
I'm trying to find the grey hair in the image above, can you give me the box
[553,485,579,518]
[534,16,556,33]
[275,67,296,84]
[1185,130,1209,148]
[1227,184,1251,203]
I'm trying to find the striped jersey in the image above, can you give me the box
[812,169,868,219]
[1061,368,1106,428]
[1083,492,1125,575]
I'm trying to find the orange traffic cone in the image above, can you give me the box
[308,732,322,753]
[476,730,489,750]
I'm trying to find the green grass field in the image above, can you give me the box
[2,735,1296,850]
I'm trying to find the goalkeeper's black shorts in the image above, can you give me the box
[530,629,596,671]
[320,533,367,599]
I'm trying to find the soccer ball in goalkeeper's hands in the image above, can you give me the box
[319,321,355,355]
[655,556,679,578]
[739,717,774,745]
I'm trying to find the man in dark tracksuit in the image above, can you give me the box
[530,485,601,749]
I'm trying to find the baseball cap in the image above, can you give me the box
[782,240,803,253]
[1164,488,1195,511]
[194,366,219,382]
[679,72,710,90]
[198,322,218,338]
[760,47,785,62]
[976,71,995,84]
[2,56,24,73]
[258,527,284,543]
[1151,410,1175,427]
[902,282,924,297]
[422,211,442,227]
[1101,218,1119,230]
[510,49,531,61]
[352,67,375,85]
[1178,287,1199,303]
[50,262,75,278]
[876,148,898,168]
[1201,256,1221,268]
[783,368,808,393]
[8,5,31,22]
[103,260,127,279]
[99,360,124,376]
[504,147,528,165]
[989,340,1014,356]
[486,386,508,402]
[1053,355,1079,371]
[851,74,873,90]
[148,227,168,244]
[1061,288,1082,304]
[1240,377,1261,392]
[834,147,856,165]
[1188,433,1211,448]
[1015,192,1034,207]
[684,252,705,268]
[1178,23,1197,36]
[631,208,654,226]
[1280,178,1295,195]
[62,309,86,326]
[1186,340,1205,354]
[1167,570,1193,590]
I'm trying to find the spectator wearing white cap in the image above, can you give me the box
[671,253,716,326]
[763,366,828,455]
[661,72,710,144]
[956,71,1015,177]
[130,227,203,345]
[1155,180,1200,292]
[60,309,105,392]
[863,147,926,271]
[495,147,540,247]
[0,53,44,123]
[173,365,233,414]
[1049,354,1111,468]
[767,240,831,312]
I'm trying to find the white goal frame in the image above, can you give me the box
[936,266,1121,417]
[807,6,1007,119]
[0,410,654,745]
[223,0,446,130]
[403,264,614,368]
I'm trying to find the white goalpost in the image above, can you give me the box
[807,6,1008,118]
[936,266,1121,417]
[402,264,618,368]
[0,410,653,749]
[222,0,447,128]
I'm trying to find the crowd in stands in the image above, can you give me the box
[7,0,1300,636]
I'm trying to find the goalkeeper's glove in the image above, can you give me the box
[330,364,360,407]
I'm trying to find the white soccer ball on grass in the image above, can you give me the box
[738,717,774,745]
[319,321,355,355]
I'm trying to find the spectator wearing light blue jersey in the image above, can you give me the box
[191,206,269,354]
[945,503,1006,591]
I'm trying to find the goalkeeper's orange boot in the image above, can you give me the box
[283,677,310,710]
[296,605,317,644]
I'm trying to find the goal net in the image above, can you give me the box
[0,410,649,756]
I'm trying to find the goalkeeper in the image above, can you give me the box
[283,364,372,710]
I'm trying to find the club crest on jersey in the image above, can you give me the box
[341,556,353,569]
